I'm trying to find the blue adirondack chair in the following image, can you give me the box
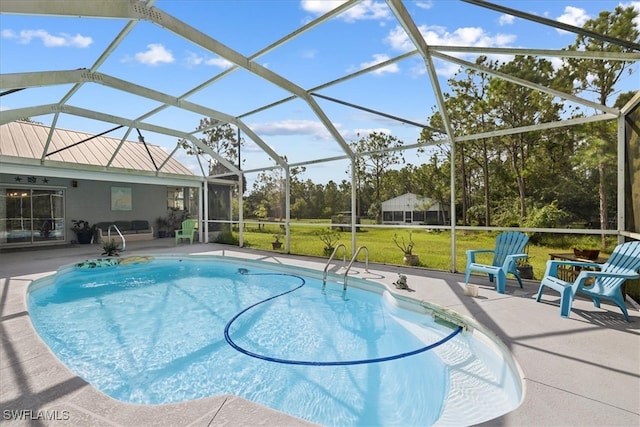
[464,231,530,294]
[536,240,640,322]
[175,219,197,244]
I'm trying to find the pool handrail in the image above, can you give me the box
[322,243,348,292]
[107,224,126,251]
[343,246,369,291]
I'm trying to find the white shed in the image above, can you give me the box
[381,193,449,225]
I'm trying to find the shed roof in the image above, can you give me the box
[382,193,449,211]
[382,193,420,205]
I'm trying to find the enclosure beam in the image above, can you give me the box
[432,52,619,115]
[463,0,640,51]
[128,2,355,161]
[386,0,460,272]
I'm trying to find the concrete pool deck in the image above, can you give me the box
[1,239,639,426]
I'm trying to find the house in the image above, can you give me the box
[381,193,449,225]
[0,121,235,248]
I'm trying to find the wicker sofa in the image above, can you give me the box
[95,220,154,242]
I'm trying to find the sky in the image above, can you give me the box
[1,0,639,187]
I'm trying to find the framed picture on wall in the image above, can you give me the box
[111,187,132,211]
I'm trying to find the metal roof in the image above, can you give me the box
[0,120,195,179]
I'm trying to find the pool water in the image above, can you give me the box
[28,256,522,426]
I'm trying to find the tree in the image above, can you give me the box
[322,180,342,218]
[566,7,639,105]
[487,55,566,221]
[450,60,494,225]
[252,167,285,220]
[420,58,496,225]
[179,119,245,182]
[291,198,309,220]
[250,157,305,221]
[18,117,43,124]
[350,131,404,222]
[412,154,451,223]
[565,5,639,244]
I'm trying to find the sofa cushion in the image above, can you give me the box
[95,222,113,233]
[114,221,132,232]
[131,220,150,232]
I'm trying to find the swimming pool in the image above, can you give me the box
[27,255,523,426]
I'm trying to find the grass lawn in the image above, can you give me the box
[227,221,611,282]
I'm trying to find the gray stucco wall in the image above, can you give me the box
[65,180,167,232]
[1,173,169,244]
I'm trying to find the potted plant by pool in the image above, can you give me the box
[70,220,97,244]
[393,231,419,266]
[316,227,341,257]
[155,216,169,238]
[101,239,122,257]
[516,258,534,280]
[272,233,283,250]
[516,245,534,280]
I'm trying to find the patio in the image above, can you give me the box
[1,240,638,426]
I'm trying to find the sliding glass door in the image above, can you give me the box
[0,188,65,245]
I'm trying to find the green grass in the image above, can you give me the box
[228,222,613,281]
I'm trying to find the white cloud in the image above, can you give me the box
[1,28,92,47]
[1,29,16,38]
[360,53,399,75]
[556,6,590,34]
[498,14,515,26]
[432,61,461,78]
[386,24,516,52]
[249,119,333,140]
[185,52,204,67]
[301,0,389,22]
[415,1,433,10]
[134,43,174,66]
[385,24,516,77]
[342,0,389,22]
[300,0,346,15]
[205,57,234,69]
[623,1,640,12]
[185,52,233,69]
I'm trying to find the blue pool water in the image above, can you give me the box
[28,255,522,426]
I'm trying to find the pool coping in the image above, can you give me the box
[2,240,639,426]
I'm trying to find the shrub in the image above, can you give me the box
[101,239,121,257]
[316,228,341,256]
[524,202,570,244]
[214,230,240,245]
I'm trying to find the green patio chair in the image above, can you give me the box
[464,231,529,294]
[175,219,197,245]
[536,240,640,322]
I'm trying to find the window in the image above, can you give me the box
[413,211,426,223]
[167,187,185,210]
[167,187,199,217]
